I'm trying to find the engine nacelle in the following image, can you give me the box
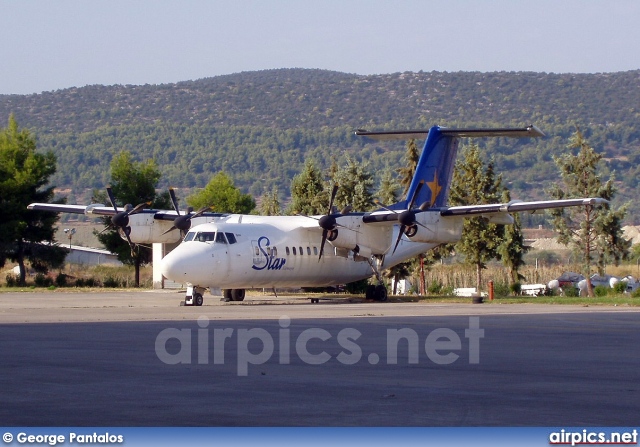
[123,214,183,244]
[328,215,392,255]
[407,212,464,244]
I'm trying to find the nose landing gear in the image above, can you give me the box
[183,285,205,306]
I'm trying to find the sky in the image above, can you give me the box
[1,0,639,95]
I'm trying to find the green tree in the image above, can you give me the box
[497,189,529,285]
[376,167,400,205]
[548,128,630,296]
[396,139,420,196]
[95,151,170,286]
[187,171,255,213]
[449,143,505,291]
[333,155,375,212]
[259,186,281,216]
[287,160,326,215]
[0,116,67,285]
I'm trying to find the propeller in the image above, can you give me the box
[318,184,341,260]
[161,187,211,237]
[386,182,431,254]
[104,186,151,256]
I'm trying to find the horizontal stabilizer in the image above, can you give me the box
[355,125,544,141]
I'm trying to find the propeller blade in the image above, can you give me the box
[106,186,119,213]
[129,201,151,215]
[161,225,178,236]
[318,229,328,261]
[408,181,424,210]
[168,188,181,216]
[327,184,339,214]
[392,226,406,255]
[191,206,212,219]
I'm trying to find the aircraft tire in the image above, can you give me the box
[223,289,233,302]
[194,293,204,306]
[231,289,246,302]
[374,285,388,302]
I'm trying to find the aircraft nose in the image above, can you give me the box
[160,242,210,283]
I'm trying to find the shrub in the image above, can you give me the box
[613,281,627,294]
[5,274,18,287]
[493,282,510,297]
[427,281,442,294]
[562,286,580,297]
[34,273,53,287]
[103,276,120,288]
[594,285,609,297]
[440,285,454,296]
[55,273,68,287]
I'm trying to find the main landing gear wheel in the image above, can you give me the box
[374,284,388,302]
[365,285,387,302]
[231,289,245,302]
[194,292,204,306]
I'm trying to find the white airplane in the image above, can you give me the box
[29,125,607,306]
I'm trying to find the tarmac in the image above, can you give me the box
[1,290,639,426]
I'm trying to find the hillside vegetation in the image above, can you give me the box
[1,69,639,222]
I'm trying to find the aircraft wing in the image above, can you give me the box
[439,198,608,216]
[27,203,122,216]
[27,202,226,221]
[362,198,608,224]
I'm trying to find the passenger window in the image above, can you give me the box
[286,247,290,256]
[255,247,259,256]
[307,247,311,255]
[313,247,318,256]
[216,232,227,244]
[273,247,278,257]
[293,247,297,255]
[225,233,237,244]
[299,247,303,255]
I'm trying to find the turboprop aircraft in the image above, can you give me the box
[28,125,607,306]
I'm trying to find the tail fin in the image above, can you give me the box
[356,125,544,209]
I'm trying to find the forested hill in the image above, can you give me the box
[3,69,640,133]
[1,69,640,222]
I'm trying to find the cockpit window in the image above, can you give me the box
[216,232,227,244]
[225,232,237,244]
[184,232,195,242]
[194,232,216,242]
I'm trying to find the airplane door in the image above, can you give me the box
[212,232,230,278]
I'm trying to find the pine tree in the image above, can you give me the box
[449,143,505,291]
[497,189,529,286]
[287,160,326,215]
[259,187,281,216]
[333,155,375,212]
[0,115,66,285]
[548,128,630,297]
[376,168,400,206]
[396,139,420,196]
